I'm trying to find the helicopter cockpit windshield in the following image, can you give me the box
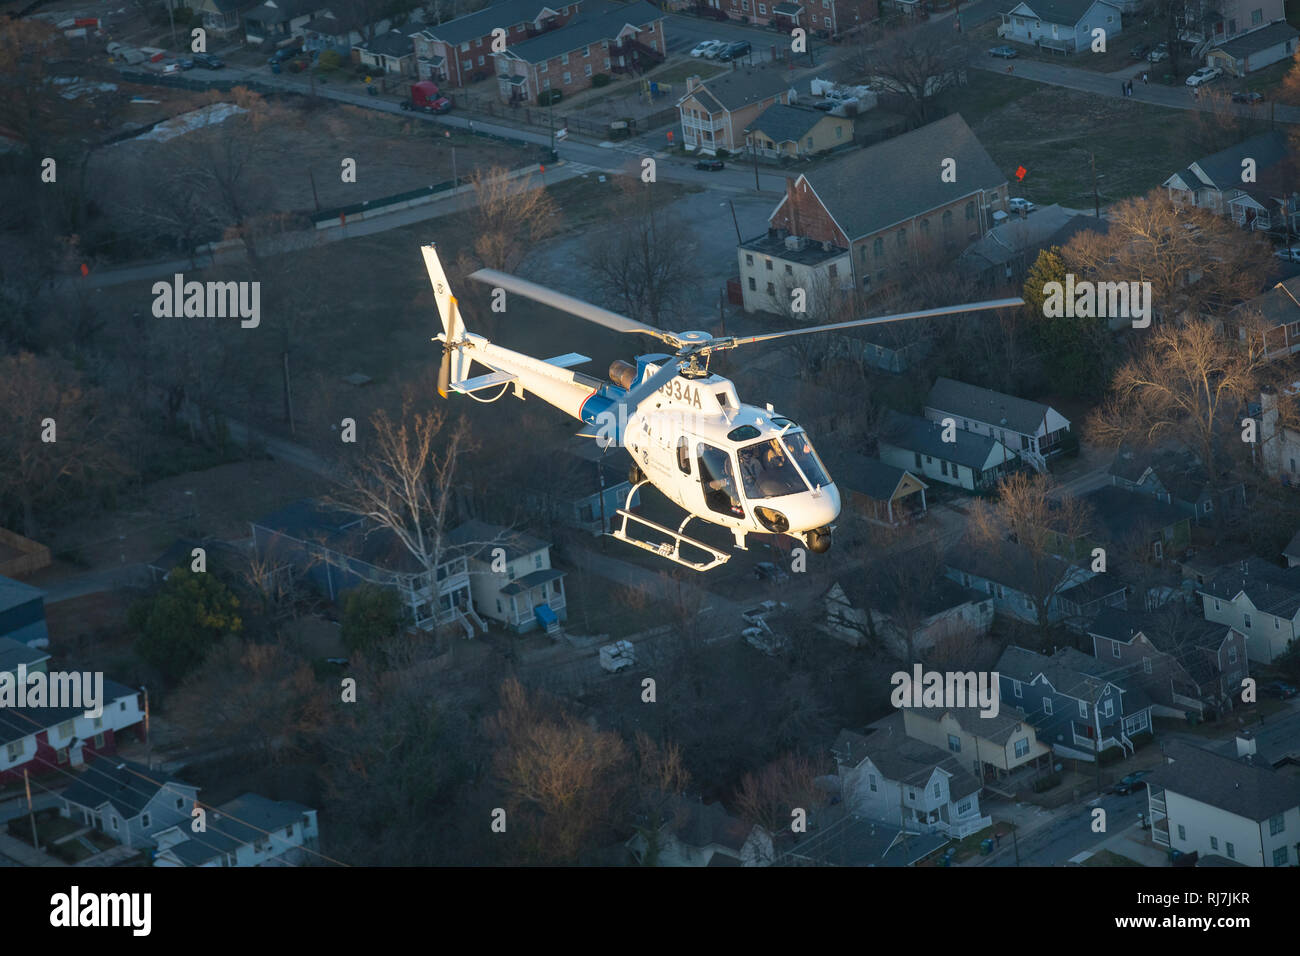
[737,431,830,500]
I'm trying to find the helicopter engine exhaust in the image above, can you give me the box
[806,526,832,554]
[609,360,637,390]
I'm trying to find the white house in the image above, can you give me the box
[1147,739,1300,866]
[1163,131,1296,231]
[822,576,993,655]
[1196,556,1300,664]
[153,794,320,867]
[924,377,1071,473]
[1207,21,1300,75]
[878,410,1019,492]
[446,520,567,635]
[60,758,199,850]
[626,795,775,866]
[833,715,992,839]
[998,0,1123,53]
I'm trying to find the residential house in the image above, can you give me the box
[1163,131,1298,233]
[997,645,1155,760]
[1286,529,1300,568]
[827,452,928,525]
[1109,444,1246,526]
[737,114,1008,312]
[1072,485,1193,563]
[243,0,318,44]
[445,519,567,635]
[60,757,199,850]
[413,0,581,87]
[492,0,665,104]
[354,29,417,75]
[302,10,369,54]
[1176,0,1287,48]
[858,335,930,373]
[713,0,878,36]
[154,794,320,866]
[1234,279,1300,363]
[0,526,50,579]
[190,0,261,36]
[1197,556,1300,664]
[0,669,145,785]
[626,795,774,866]
[924,376,1071,473]
[677,68,796,156]
[959,203,1109,287]
[520,438,639,535]
[1258,382,1300,482]
[899,706,1052,791]
[877,410,1019,492]
[1146,739,1300,866]
[997,0,1124,53]
[0,573,50,648]
[822,574,992,653]
[833,714,992,839]
[1087,606,1248,720]
[250,499,481,637]
[945,537,1126,626]
[1206,20,1300,74]
[745,103,853,161]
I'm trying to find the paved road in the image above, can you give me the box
[982,788,1154,865]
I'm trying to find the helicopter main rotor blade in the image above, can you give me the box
[716,297,1026,350]
[470,269,681,347]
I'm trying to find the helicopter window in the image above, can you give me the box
[737,439,806,499]
[677,436,691,474]
[781,431,830,487]
[698,444,742,517]
[717,391,731,409]
[727,425,760,442]
[771,417,795,429]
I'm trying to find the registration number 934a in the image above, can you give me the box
[660,378,704,409]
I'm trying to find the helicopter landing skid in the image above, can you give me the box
[610,482,730,572]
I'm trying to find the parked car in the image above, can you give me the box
[1148,43,1169,62]
[691,39,722,57]
[987,45,1018,58]
[1186,66,1222,87]
[178,57,195,70]
[191,52,224,69]
[702,40,726,58]
[1275,247,1300,262]
[269,44,301,64]
[1008,197,1036,214]
[1129,42,1150,58]
[162,60,181,74]
[812,100,835,111]
[753,561,790,584]
[1263,680,1299,699]
[695,158,725,170]
[717,40,751,61]
[1232,90,1264,104]
[1113,771,1149,795]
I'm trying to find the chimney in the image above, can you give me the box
[785,176,800,236]
[686,74,700,92]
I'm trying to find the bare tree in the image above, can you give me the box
[468,165,561,274]
[839,24,969,125]
[733,750,827,862]
[1088,319,1263,477]
[966,473,1094,643]
[627,732,690,866]
[583,178,701,327]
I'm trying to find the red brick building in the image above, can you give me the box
[413,0,583,87]
[707,0,878,36]
[493,0,665,103]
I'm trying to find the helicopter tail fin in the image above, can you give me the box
[422,243,470,395]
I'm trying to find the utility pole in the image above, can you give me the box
[24,769,40,851]
[141,685,151,766]
[1010,823,1020,866]
[308,168,320,212]
[728,198,742,245]
[1091,152,1100,218]
[282,351,296,436]
[166,0,176,47]
[750,135,760,191]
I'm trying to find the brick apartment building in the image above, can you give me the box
[736,113,1008,314]
[413,0,582,87]
[492,0,665,103]
[707,0,878,35]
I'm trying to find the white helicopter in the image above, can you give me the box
[423,243,1023,571]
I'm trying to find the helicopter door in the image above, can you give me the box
[697,443,743,518]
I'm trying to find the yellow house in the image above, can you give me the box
[746,103,853,160]
[901,705,1052,791]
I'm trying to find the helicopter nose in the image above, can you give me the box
[793,484,840,531]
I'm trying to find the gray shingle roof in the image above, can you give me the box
[845,713,983,800]
[160,793,315,865]
[1215,20,1299,57]
[357,29,414,57]
[446,519,549,563]
[421,0,567,45]
[926,377,1055,436]
[1191,130,1288,191]
[61,757,194,821]
[684,67,795,113]
[1148,741,1300,822]
[880,410,1007,471]
[1006,0,1116,26]
[254,499,427,574]
[996,645,1116,701]
[246,0,317,24]
[907,705,1033,746]
[794,114,1005,241]
[0,678,138,747]
[1198,557,1300,618]
[746,103,831,145]
[0,636,49,674]
[503,0,661,63]
[1236,276,1300,328]
[828,452,921,500]
[1079,485,1189,540]
[0,574,44,614]
[946,537,1066,592]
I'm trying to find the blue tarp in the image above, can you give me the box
[534,604,557,628]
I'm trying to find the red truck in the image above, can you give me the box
[400,80,452,114]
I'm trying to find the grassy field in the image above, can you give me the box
[946,76,1225,205]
